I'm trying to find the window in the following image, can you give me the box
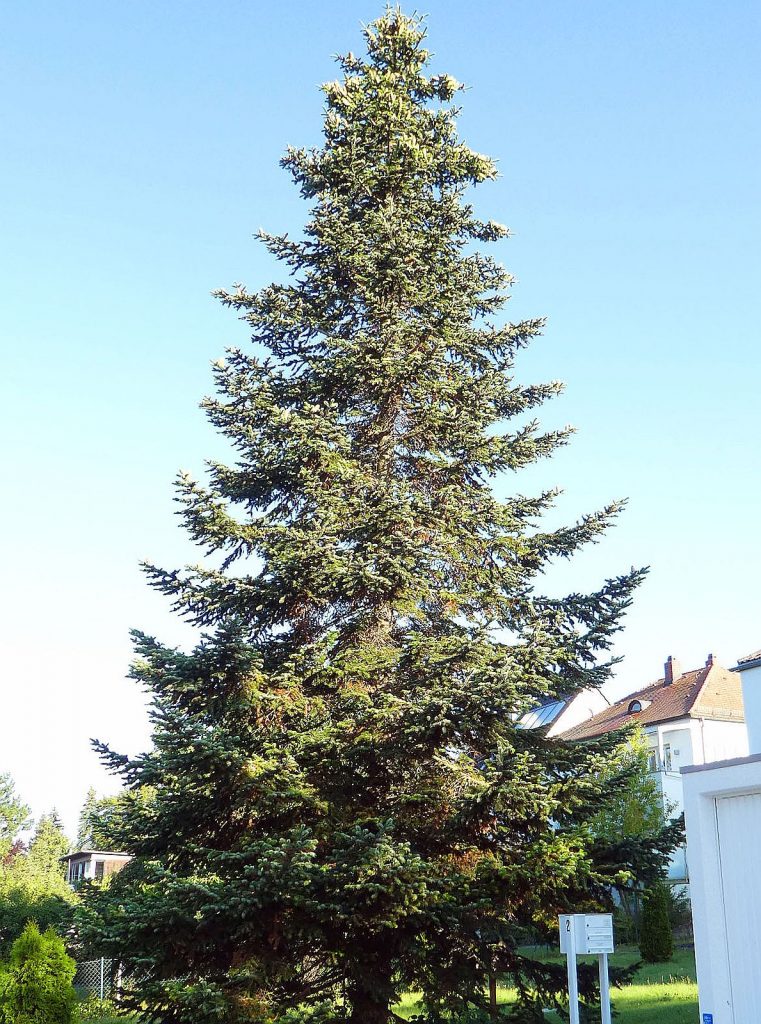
[628,699,642,714]
[647,749,658,772]
[95,860,105,881]
[517,700,564,731]
[663,743,673,772]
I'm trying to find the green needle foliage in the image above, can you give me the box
[82,8,676,1023]
[77,789,121,852]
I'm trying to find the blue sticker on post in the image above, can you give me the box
[702,1015,713,1024]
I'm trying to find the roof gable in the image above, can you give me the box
[558,662,745,741]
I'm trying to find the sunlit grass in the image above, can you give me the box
[394,947,698,1022]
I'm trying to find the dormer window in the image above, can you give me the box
[628,699,642,714]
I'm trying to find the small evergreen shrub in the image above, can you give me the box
[0,921,77,1023]
[639,881,674,962]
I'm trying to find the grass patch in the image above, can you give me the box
[520,942,696,981]
[394,947,698,1022]
[607,978,698,1024]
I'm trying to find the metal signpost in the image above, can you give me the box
[559,914,614,1024]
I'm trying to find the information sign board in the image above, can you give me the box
[559,914,614,955]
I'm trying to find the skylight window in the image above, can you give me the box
[517,700,565,730]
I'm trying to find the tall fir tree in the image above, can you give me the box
[25,812,70,879]
[76,788,121,851]
[76,788,99,850]
[83,9,678,1022]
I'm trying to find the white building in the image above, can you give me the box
[558,654,748,883]
[60,849,131,886]
[683,647,761,1023]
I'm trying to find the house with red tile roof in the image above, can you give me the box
[558,654,748,883]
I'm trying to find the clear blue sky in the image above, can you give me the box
[2,1,759,838]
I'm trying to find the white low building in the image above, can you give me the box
[60,849,131,886]
[558,654,748,883]
[683,648,761,1023]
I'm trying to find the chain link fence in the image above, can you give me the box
[73,957,119,1000]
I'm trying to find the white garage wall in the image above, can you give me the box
[683,755,761,1024]
[714,792,761,1022]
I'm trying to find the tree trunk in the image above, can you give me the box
[348,993,389,1024]
[489,973,498,1019]
[347,974,391,1024]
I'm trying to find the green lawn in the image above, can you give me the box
[395,947,698,1022]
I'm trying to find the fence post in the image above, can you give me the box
[100,957,105,1000]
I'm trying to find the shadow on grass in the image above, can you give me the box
[397,978,698,1024]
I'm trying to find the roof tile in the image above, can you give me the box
[558,663,744,741]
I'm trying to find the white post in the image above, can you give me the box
[598,953,612,1024]
[99,957,105,1000]
[565,920,580,1024]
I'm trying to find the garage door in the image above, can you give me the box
[716,792,761,1022]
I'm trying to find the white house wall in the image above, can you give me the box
[689,718,749,766]
[546,689,609,738]
[644,719,694,814]
[657,723,693,774]
[683,754,761,1024]
[644,718,748,886]
[644,719,748,806]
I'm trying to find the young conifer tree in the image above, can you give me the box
[0,922,77,1024]
[84,9,676,1023]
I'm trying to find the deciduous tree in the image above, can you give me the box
[589,728,682,939]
